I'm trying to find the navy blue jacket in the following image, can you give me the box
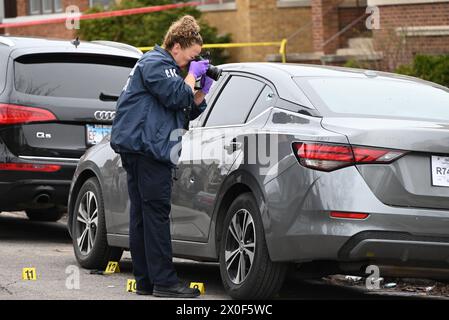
[110,45,207,166]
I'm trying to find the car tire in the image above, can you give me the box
[219,192,287,299]
[25,207,65,222]
[72,177,123,269]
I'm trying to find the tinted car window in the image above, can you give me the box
[14,53,136,99]
[299,77,449,121]
[246,85,276,122]
[191,72,228,127]
[206,76,264,127]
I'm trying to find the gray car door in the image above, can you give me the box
[171,75,265,242]
[100,143,130,235]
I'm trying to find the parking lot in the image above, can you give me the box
[0,211,447,301]
[0,0,449,307]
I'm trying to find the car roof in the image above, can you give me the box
[220,62,446,89]
[219,62,448,105]
[221,62,368,78]
[0,36,142,59]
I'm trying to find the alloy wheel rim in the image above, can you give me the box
[76,191,98,255]
[225,208,256,284]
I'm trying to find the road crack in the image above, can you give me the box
[0,280,19,295]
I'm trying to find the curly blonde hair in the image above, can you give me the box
[162,15,203,50]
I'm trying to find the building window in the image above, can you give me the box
[29,0,63,15]
[5,0,18,18]
[90,0,117,8]
[199,0,236,11]
[277,0,310,8]
[200,0,235,4]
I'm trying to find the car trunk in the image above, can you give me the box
[321,117,449,210]
[1,52,137,159]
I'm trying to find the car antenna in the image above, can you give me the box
[71,37,80,48]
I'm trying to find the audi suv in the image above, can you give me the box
[0,36,141,221]
[68,63,449,299]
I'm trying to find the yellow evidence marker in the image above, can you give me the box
[189,282,205,294]
[104,261,120,274]
[22,267,37,280]
[126,279,137,293]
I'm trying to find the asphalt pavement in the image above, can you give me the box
[0,211,447,300]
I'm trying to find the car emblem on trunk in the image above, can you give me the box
[94,111,115,121]
[36,132,52,139]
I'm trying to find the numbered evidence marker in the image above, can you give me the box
[189,282,205,294]
[22,267,37,280]
[126,279,137,293]
[104,261,120,274]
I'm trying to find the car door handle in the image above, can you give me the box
[224,138,242,152]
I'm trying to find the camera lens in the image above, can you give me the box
[206,65,222,81]
[193,55,222,81]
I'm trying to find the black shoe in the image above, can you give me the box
[153,282,200,298]
[136,288,153,295]
[136,285,153,296]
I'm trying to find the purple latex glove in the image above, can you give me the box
[200,75,213,94]
[188,60,209,78]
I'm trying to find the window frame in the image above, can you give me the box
[198,0,236,12]
[28,0,63,15]
[202,73,271,128]
[196,71,319,129]
[244,84,278,123]
[89,0,117,9]
[199,0,236,4]
[189,72,229,129]
[276,0,310,8]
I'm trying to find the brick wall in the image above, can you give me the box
[202,0,252,62]
[17,0,27,16]
[338,6,369,48]
[6,0,89,39]
[372,1,449,70]
[7,23,75,39]
[202,0,313,62]
[203,1,368,62]
[312,0,340,54]
[275,6,313,55]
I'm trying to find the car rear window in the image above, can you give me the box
[296,77,449,121]
[14,53,137,99]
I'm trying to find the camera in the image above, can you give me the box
[194,53,222,81]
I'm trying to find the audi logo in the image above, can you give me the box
[94,111,116,121]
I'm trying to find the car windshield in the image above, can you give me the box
[296,77,449,121]
[14,53,136,99]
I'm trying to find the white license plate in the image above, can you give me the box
[431,155,449,187]
[86,124,112,145]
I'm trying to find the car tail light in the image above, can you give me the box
[0,163,61,172]
[292,142,406,172]
[330,211,369,220]
[0,104,57,125]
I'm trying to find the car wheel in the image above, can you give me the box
[72,177,123,269]
[219,192,287,299]
[25,207,65,222]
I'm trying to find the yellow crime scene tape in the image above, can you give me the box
[138,38,288,63]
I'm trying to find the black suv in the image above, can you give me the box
[0,36,141,221]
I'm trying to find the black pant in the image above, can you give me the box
[120,153,178,289]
